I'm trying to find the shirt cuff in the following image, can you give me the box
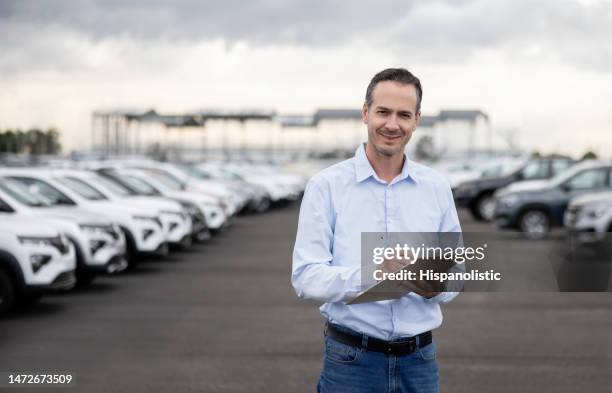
[424,291,459,304]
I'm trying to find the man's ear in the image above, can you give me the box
[362,102,369,124]
[414,112,421,130]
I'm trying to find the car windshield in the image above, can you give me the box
[216,168,243,180]
[481,160,526,178]
[179,166,211,180]
[140,169,184,191]
[55,176,108,201]
[549,163,597,187]
[122,175,162,196]
[91,175,133,197]
[0,178,50,207]
[7,176,76,206]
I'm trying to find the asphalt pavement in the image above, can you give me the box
[1,203,611,392]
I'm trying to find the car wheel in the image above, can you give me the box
[0,268,16,316]
[475,193,496,221]
[255,197,271,213]
[519,209,551,239]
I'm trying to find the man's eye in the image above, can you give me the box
[377,111,388,114]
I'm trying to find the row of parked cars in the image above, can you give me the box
[450,155,612,242]
[0,159,306,316]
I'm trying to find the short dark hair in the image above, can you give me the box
[365,68,423,114]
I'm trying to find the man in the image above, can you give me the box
[292,68,461,393]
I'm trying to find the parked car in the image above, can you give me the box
[48,169,194,248]
[180,165,271,213]
[98,168,228,232]
[0,179,127,283]
[454,156,576,221]
[0,216,76,315]
[93,169,211,242]
[103,160,244,216]
[198,162,305,203]
[0,169,168,264]
[434,157,527,191]
[565,191,612,244]
[494,161,612,238]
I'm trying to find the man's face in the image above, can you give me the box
[363,81,420,157]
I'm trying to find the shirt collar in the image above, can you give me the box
[354,143,419,184]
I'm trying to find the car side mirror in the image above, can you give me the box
[514,172,523,181]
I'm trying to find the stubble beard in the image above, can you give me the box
[369,128,411,158]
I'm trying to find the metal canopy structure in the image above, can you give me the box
[91,109,277,156]
[91,107,490,157]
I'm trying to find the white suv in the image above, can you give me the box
[565,191,612,244]
[0,169,167,264]
[106,168,228,232]
[48,169,193,248]
[0,216,76,315]
[0,178,127,283]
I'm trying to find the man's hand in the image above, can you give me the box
[377,258,445,299]
[379,258,409,275]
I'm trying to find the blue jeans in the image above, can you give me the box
[317,324,439,393]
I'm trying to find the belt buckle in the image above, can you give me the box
[386,340,415,356]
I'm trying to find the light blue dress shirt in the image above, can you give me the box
[292,143,462,340]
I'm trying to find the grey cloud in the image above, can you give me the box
[0,0,417,44]
[1,0,611,72]
[386,0,612,69]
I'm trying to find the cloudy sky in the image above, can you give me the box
[1,0,611,155]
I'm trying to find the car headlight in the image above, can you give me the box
[581,204,609,220]
[19,236,55,247]
[79,224,109,233]
[160,210,182,216]
[499,194,519,208]
[19,235,70,254]
[179,202,201,217]
[133,215,163,227]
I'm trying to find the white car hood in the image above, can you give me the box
[0,217,60,237]
[187,180,232,198]
[165,190,220,205]
[88,200,160,217]
[502,179,552,194]
[36,206,111,225]
[123,196,183,213]
[570,191,612,207]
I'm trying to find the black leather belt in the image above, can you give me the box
[325,322,432,357]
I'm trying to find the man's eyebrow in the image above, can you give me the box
[374,106,414,115]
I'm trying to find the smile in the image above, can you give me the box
[378,132,402,139]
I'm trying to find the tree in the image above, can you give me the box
[0,128,62,154]
[581,151,598,161]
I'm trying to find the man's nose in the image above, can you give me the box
[385,115,400,131]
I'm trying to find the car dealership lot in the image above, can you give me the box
[0,205,610,393]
